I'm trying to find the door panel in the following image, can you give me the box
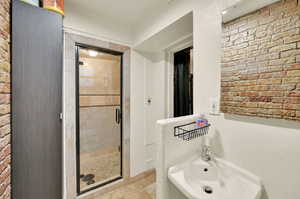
[12,1,63,199]
[76,46,123,194]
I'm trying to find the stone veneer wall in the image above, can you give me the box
[221,0,300,121]
[0,0,11,198]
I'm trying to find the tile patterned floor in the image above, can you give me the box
[98,171,156,199]
[80,149,121,191]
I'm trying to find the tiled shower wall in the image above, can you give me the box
[79,56,121,153]
[221,0,300,121]
[0,0,11,198]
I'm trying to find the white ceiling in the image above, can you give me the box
[65,0,170,32]
[65,0,281,46]
[71,0,157,24]
[134,12,193,52]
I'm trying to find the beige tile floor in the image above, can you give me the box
[80,149,121,191]
[99,172,156,199]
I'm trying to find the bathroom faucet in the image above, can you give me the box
[201,145,212,162]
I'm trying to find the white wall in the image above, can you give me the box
[209,115,300,199]
[156,115,204,199]
[130,0,221,178]
[144,53,166,170]
[193,0,222,114]
[136,0,300,199]
[130,50,146,176]
[191,1,300,199]
[130,50,166,176]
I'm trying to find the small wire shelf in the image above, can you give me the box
[174,122,211,141]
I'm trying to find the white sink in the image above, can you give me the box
[168,156,263,199]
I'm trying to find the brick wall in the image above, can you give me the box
[221,0,300,121]
[0,0,11,198]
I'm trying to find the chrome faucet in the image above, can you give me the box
[201,145,212,162]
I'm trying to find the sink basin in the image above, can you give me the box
[185,158,218,183]
[168,156,263,199]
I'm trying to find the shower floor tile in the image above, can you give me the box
[80,148,121,191]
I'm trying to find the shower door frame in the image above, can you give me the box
[75,43,123,195]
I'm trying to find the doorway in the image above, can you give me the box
[76,44,123,194]
[174,47,193,117]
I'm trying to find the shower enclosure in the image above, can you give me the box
[76,44,123,194]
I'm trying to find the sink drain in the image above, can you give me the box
[203,186,213,194]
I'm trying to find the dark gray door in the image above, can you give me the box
[12,1,62,199]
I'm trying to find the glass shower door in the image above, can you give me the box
[76,45,122,194]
